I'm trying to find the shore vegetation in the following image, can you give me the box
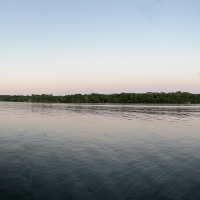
[0,92,200,104]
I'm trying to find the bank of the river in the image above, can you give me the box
[0,92,200,104]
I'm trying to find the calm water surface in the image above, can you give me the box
[0,102,200,200]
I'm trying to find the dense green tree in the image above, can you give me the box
[0,92,200,104]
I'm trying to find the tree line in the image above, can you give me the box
[0,92,200,104]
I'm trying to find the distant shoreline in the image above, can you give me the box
[0,92,200,104]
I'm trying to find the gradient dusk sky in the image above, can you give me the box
[1,0,200,95]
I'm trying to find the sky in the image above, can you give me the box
[1,0,200,95]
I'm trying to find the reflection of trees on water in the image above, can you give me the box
[1,102,200,119]
[28,103,200,119]
[31,103,54,116]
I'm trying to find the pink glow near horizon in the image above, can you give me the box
[1,74,200,95]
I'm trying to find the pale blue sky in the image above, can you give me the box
[1,0,200,95]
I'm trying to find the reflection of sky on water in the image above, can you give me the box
[0,102,199,140]
[1,102,200,199]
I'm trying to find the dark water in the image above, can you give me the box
[0,102,200,200]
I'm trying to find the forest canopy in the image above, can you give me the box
[0,92,200,104]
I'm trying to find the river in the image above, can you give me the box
[0,102,200,199]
